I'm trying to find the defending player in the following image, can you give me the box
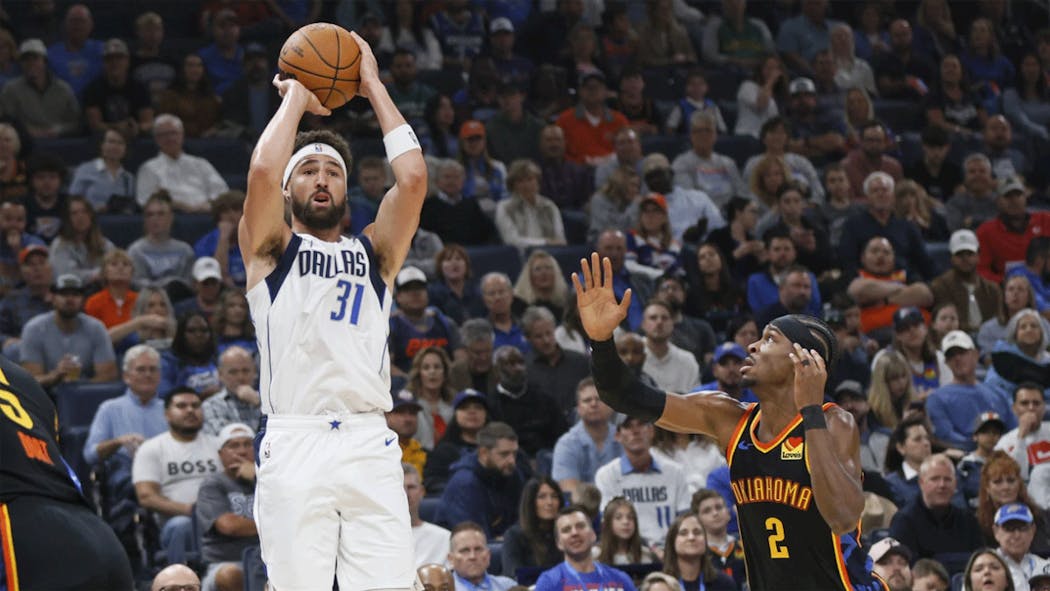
[573,254,886,591]
[239,32,427,590]
[0,355,134,589]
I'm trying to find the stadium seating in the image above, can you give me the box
[466,245,523,282]
[54,381,126,490]
[98,212,215,249]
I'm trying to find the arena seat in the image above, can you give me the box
[642,66,686,102]
[561,210,589,245]
[873,99,922,133]
[715,134,763,169]
[36,136,97,166]
[487,542,503,574]
[640,134,688,159]
[926,241,951,277]
[466,245,522,282]
[184,138,253,176]
[54,381,126,430]
[419,497,443,525]
[173,213,218,245]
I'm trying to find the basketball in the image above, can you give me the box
[279,23,361,110]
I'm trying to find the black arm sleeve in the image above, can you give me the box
[590,338,667,422]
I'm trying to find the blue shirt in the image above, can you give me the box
[453,572,517,591]
[926,382,1017,451]
[534,561,637,591]
[551,421,622,484]
[194,229,246,287]
[47,39,104,97]
[69,158,135,211]
[84,390,167,464]
[494,322,529,355]
[198,43,244,95]
[160,350,220,398]
[745,270,822,317]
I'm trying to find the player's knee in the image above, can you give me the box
[215,564,244,591]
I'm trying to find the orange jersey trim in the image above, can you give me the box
[725,403,756,465]
[749,410,802,453]
[0,504,18,591]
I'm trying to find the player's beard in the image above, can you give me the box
[292,190,346,231]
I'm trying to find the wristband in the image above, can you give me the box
[800,405,827,430]
[383,123,421,162]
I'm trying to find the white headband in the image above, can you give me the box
[282,143,348,188]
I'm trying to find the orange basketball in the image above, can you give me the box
[279,23,361,110]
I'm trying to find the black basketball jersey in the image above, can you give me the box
[0,355,86,505]
[726,402,886,591]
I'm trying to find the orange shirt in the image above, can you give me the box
[555,105,629,164]
[84,288,138,328]
[858,269,931,333]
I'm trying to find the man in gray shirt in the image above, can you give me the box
[20,273,117,387]
[196,422,258,591]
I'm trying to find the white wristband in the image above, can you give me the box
[383,124,421,162]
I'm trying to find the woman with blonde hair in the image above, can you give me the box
[495,159,565,249]
[868,350,916,430]
[747,154,792,209]
[588,166,642,243]
[513,250,569,321]
[843,87,877,149]
[407,346,456,449]
[895,179,949,241]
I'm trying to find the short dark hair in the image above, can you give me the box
[478,421,517,449]
[1025,236,1050,265]
[775,181,808,202]
[1014,381,1044,402]
[762,226,792,248]
[557,503,592,519]
[145,189,174,210]
[211,190,245,222]
[724,196,754,224]
[164,387,200,408]
[858,119,886,138]
[759,116,789,141]
[920,125,950,147]
[449,521,486,541]
[690,488,723,515]
[293,130,353,173]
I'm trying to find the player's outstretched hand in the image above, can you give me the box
[272,74,331,116]
[788,343,827,410]
[572,252,631,342]
[349,31,380,99]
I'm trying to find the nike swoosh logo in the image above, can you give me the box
[738,441,752,450]
[385,435,397,446]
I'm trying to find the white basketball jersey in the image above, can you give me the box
[247,232,392,415]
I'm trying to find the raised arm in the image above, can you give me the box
[573,253,746,450]
[788,344,864,534]
[238,75,330,289]
[354,32,428,286]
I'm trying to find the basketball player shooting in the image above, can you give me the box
[573,254,887,591]
[239,31,427,590]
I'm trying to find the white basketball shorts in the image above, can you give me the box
[253,412,414,591]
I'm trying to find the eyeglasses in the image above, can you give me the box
[158,585,200,591]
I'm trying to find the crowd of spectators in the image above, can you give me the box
[8,0,1050,589]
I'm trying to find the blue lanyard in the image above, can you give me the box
[680,578,706,591]
[563,561,607,591]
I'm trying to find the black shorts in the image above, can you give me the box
[1,495,134,591]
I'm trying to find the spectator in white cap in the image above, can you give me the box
[175,256,225,319]
[868,537,913,591]
[0,38,80,138]
[925,330,1016,452]
[785,76,847,165]
[977,175,1050,284]
[83,38,153,138]
[931,229,1003,333]
[994,502,1050,591]
[389,265,462,376]
[135,113,228,212]
[196,422,258,591]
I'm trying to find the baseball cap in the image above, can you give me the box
[18,39,47,58]
[459,120,485,140]
[578,69,607,87]
[218,422,255,447]
[391,390,423,412]
[949,229,979,255]
[452,389,489,410]
[973,411,1006,434]
[892,307,924,332]
[18,244,48,265]
[994,502,1034,525]
[51,274,84,293]
[1029,562,1050,588]
[192,257,223,282]
[833,380,866,402]
[395,266,427,289]
[789,77,817,95]
[998,175,1026,197]
[103,38,129,57]
[640,193,668,212]
[714,342,747,364]
[868,537,912,564]
[490,17,514,34]
[642,153,672,176]
[940,329,976,354]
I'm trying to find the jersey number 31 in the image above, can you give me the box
[330,280,365,325]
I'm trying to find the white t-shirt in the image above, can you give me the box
[651,438,727,493]
[413,521,451,567]
[643,342,700,394]
[996,422,1050,480]
[132,431,220,504]
[595,454,691,546]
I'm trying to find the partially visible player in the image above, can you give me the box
[0,354,134,589]
[573,253,886,591]
[239,31,428,590]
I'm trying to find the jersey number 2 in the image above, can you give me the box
[765,517,790,559]
[330,280,365,324]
